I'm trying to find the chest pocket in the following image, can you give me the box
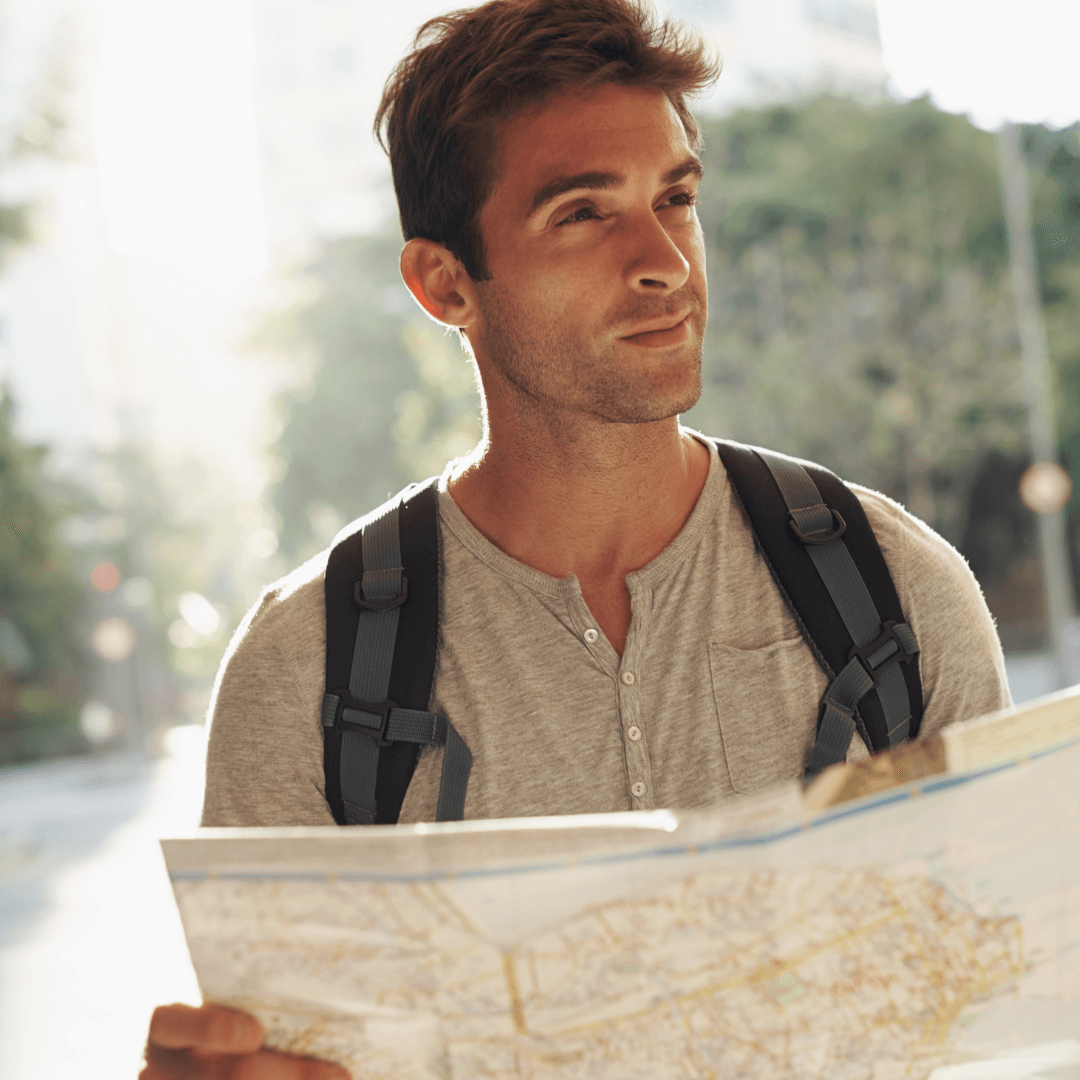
[708,637,827,794]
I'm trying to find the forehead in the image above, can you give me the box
[490,84,693,210]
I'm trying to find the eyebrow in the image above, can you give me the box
[526,156,704,218]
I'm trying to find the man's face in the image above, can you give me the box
[469,83,708,427]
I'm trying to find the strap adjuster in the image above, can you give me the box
[789,508,846,545]
[325,689,399,747]
[353,576,408,612]
[848,620,918,687]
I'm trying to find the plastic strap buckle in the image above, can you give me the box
[353,577,408,613]
[789,508,846,546]
[327,689,399,747]
[848,620,917,687]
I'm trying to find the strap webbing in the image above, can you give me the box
[323,692,473,824]
[325,485,472,825]
[755,449,916,772]
[337,506,403,823]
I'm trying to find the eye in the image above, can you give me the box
[661,191,697,210]
[556,204,602,227]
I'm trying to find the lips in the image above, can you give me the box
[620,311,692,339]
[619,312,692,347]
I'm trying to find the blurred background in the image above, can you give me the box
[0,0,1078,1075]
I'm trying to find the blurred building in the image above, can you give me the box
[665,0,886,111]
[0,0,120,457]
[250,0,455,256]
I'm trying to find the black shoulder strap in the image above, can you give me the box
[714,440,923,770]
[322,478,470,825]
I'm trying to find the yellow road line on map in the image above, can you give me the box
[503,953,528,1034]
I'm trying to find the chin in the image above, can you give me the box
[594,371,703,426]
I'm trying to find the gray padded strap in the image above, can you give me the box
[755,449,914,769]
[760,452,882,645]
[333,500,472,824]
[348,515,402,700]
[339,506,404,824]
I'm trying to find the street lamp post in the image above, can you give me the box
[996,123,1079,686]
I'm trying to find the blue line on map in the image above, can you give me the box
[168,736,1080,884]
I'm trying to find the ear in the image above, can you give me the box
[400,239,479,330]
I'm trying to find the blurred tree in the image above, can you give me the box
[259,233,480,563]
[0,29,90,762]
[1025,125,1080,602]
[685,95,1037,546]
[0,391,88,763]
[59,444,231,724]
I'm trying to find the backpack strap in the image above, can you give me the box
[321,478,472,825]
[714,440,923,775]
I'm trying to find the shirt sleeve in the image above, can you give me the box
[200,574,336,827]
[856,487,1013,738]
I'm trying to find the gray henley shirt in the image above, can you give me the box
[201,436,1011,826]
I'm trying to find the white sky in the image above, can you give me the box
[91,0,267,288]
[876,0,1080,132]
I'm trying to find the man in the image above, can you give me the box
[142,1,1011,1075]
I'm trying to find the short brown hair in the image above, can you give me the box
[375,0,720,281]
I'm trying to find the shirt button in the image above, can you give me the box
[631,781,646,797]
[583,628,599,643]
[627,725,642,741]
[621,671,636,685]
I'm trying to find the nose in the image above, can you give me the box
[624,210,691,293]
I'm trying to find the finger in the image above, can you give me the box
[149,1002,265,1054]
[231,1050,352,1080]
[142,1042,352,1080]
[140,1043,233,1080]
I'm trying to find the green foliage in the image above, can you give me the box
[0,392,88,763]
[262,234,480,562]
[0,204,30,257]
[684,97,1080,549]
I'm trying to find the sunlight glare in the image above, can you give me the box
[90,0,268,288]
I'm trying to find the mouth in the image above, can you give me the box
[619,313,692,348]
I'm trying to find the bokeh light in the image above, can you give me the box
[122,577,155,607]
[91,562,121,593]
[177,592,221,637]
[246,527,279,559]
[79,701,119,744]
[91,616,137,662]
[1019,462,1074,516]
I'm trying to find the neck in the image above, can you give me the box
[447,411,710,584]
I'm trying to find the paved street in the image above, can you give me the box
[0,729,206,1079]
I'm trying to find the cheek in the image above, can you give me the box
[518,262,582,324]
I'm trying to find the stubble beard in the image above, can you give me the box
[474,281,706,428]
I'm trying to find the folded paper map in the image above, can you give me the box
[163,687,1080,1079]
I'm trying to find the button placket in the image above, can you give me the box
[618,622,652,809]
[568,595,618,677]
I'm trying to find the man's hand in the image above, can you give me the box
[141,1002,351,1079]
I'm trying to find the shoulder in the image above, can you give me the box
[848,483,954,581]
[201,549,333,827]
[211,549,329,706]
[847,482,982,615]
